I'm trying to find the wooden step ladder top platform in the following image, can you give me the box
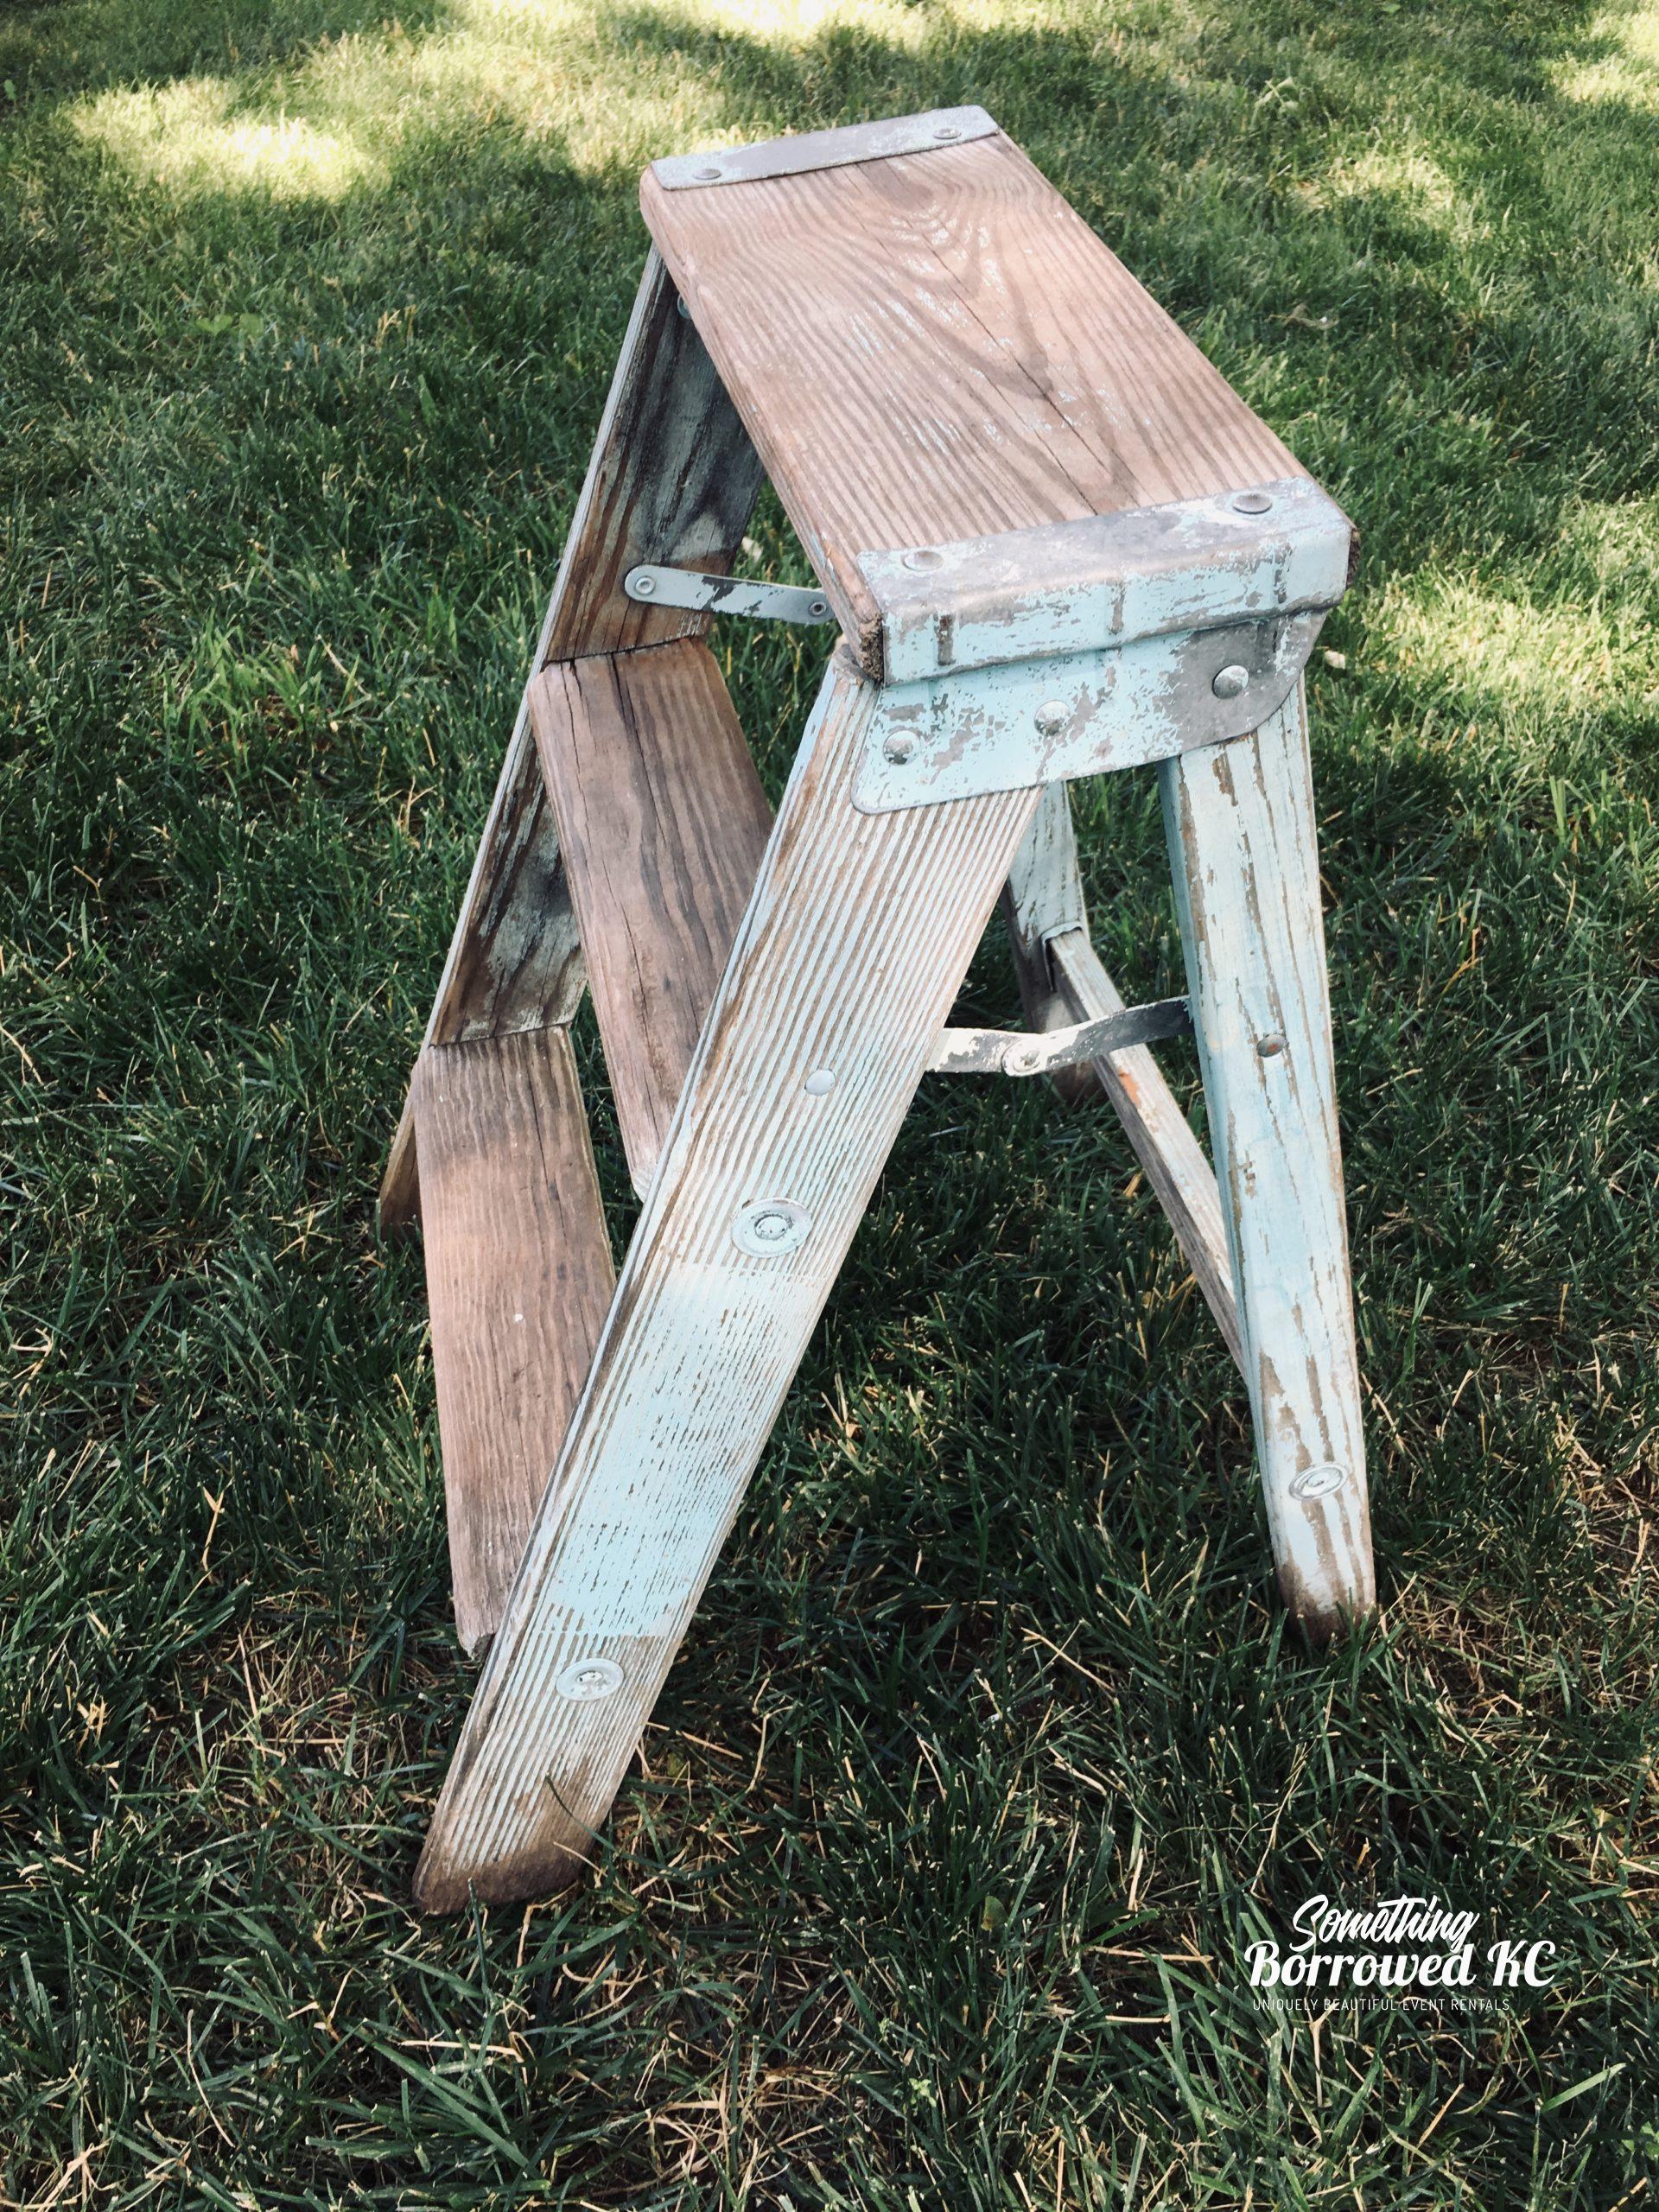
[642,106,1303,680]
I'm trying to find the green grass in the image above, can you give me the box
[3,0,1658,2201]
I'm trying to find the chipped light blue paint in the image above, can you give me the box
[859,477,1352,683]
[853,608,1327,813]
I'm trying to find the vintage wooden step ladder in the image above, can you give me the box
[381,107,1376,1910]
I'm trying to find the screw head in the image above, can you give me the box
[1005,1043,1042,1075]
[1034,699,1070,736]
[733,1199,811,1256]
[1211,664,1250,700]
[803,1068,836,1096]
[883,733,916,766]
[1288,1463,1347,1502]
[1231,490,1274,515]
[556,1657,624,1701]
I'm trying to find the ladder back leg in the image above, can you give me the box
[413,654,1041,1910]
[1001,784,1099,1107]
[1159,682,1373,1638]
[1001,786,1244,1363]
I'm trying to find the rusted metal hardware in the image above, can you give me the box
[928,994,1192,1076]
[652,107,997,191]
[624,565,835,626]
[858,478,1353,684]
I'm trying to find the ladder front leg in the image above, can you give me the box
[1159,682,1374,1640]
[414,655,1040,1910]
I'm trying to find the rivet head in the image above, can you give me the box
[808,598,830,619]
[734,1199,811,1256]
[883,733,916,766]
[556,1657,624,1701]
[693,164,723,181]
[631,570,658,598]
[1256,1033,1287,1058]
[1034,699,1069,735]
[901,548,944,572]
[1005,1044,1042,1074]
[1289,1463,1347,1502]
[934,124,962,141]
[1212,664,1250,700]
[1232,491,1274,515]
[803,1068,836,1096]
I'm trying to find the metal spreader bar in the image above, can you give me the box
[624,565,836,626]
[928,994,1193,1077]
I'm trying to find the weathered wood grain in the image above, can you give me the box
[1047,926,1243,1370]
[414,652,1040,1910]
[1159,687,1372,1637]
[644,126,1301,676]
[380,250,766,1230]
[528,639,775,1198]
[411,1029,615,1655]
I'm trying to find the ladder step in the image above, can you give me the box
[528,639,773,1196]
[411,1029,615,1654]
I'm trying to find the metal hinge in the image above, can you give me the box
[929,995,1192,1077]
[624,566,836,627]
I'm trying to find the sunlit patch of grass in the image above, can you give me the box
[1376,573,1650,715]
[74,76,383,198]
[1551,1,1659,108]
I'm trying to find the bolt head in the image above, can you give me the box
[1256,1033,1287,1059]
[901,548,943,572]
[1211,664,1250,700]
[803,1068,836,1096]
[1034,699,1069,736]
[1231,491,1274,515]
[1288,1463,1347,1502]
[733,1199,811,1256]
[556,1657,624,1701]
[883,733,916,766]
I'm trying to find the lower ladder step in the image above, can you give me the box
[411,1028,615,1654]
[528,638,774,1196]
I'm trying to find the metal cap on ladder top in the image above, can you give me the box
[859,476,1354,685]
[849,477,1354,813]
[651,106,999,190]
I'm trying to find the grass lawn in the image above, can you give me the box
[3,0,1659,2201]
